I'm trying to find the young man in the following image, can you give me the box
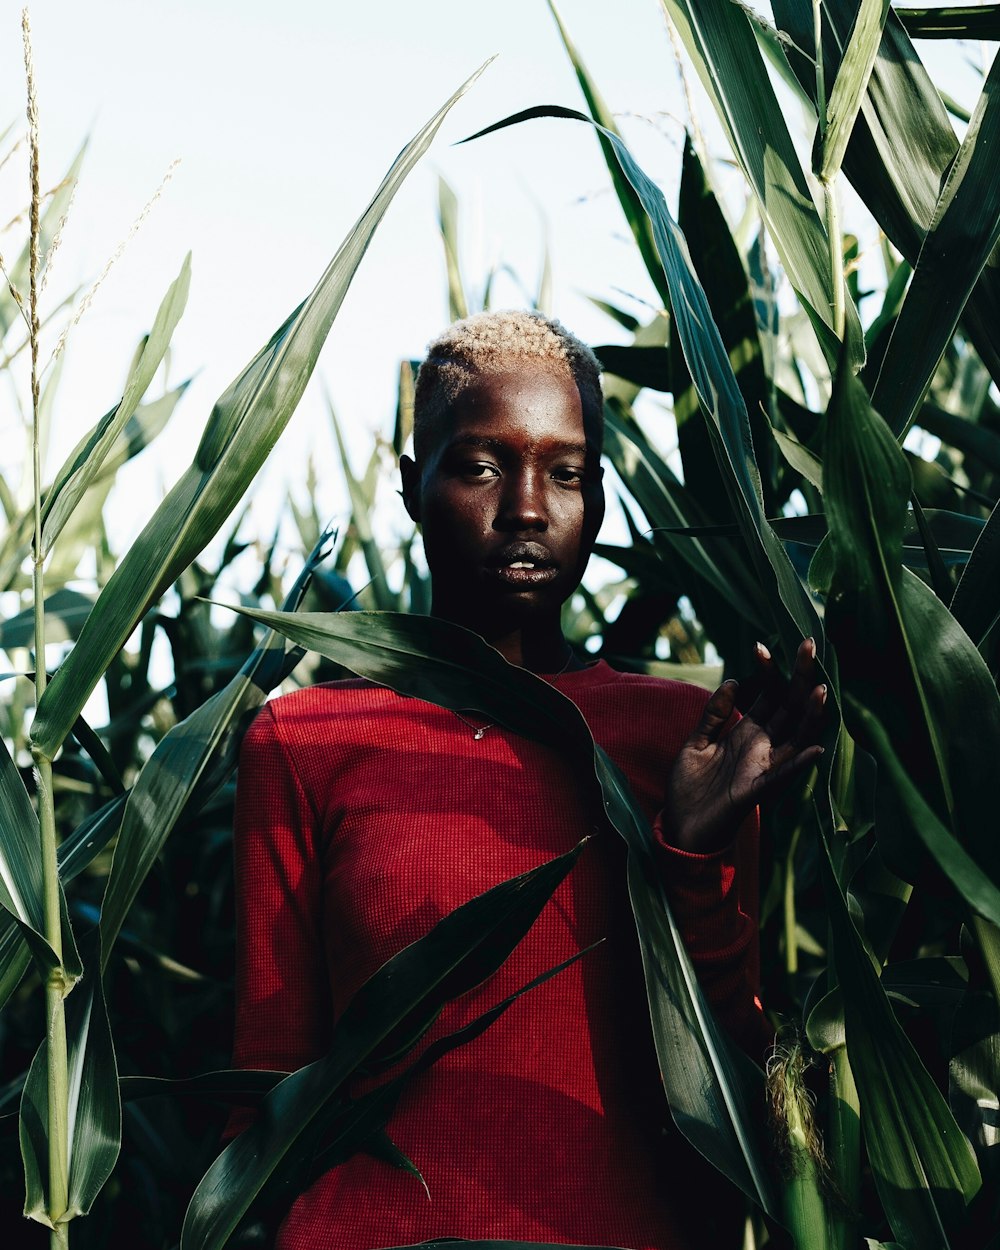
[231,311,824,1249]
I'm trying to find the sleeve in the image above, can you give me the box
[649,692,773,1059]
[226,703,331,1135]
[652,811,773,1058]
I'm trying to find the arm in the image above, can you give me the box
[227,703,330,1134]
[655,638,827,1055]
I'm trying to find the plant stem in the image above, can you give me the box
[23,9,71,1241]
[828,1047,860,1250]
[813,0,827,142]
[969,914,1000,1008]
[822,177,846,343]
[784,822,801,977]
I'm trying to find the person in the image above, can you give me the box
[229,311,826,1249]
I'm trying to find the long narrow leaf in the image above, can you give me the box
[0,735,80,985]
[872,52,1000,437]
[19,934,120,1224]
[40,255,191,554]
[29,64,490,762]
[817,0,893,180]
[98,530,334,963]
[463,107,822,664]
[818,825,980,1247]
[546,0,669,307]
[950,497,1000,648]
[657,0,864,366]
[181,842,587,1250]
[220,605,779,1216]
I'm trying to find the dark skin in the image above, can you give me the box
[401,361,826,853]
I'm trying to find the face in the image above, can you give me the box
[401,363,605,638]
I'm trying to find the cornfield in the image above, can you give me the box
[2,3,1000,1248]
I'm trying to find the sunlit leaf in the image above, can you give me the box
[30,64,490,762]
[19,934,119,1224]
[219,605,779,1216]
[181,841,587,1249]
[656,0,864,367]
[40,255,191,554]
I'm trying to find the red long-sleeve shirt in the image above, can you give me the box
[231,660,764,1249]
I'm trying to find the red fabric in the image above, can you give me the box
[230,660,765,1249]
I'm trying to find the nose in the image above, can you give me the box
[495,468,548,532]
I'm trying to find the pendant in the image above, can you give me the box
[473,726,487,740]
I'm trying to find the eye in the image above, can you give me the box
[551,466,585,486]
[462,461,500,479]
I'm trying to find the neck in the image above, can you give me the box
[430,601,579,672]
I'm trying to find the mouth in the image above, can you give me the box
[485,541,559,588]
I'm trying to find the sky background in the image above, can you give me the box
[0,1,987,579]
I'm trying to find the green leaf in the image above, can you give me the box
[326,391,397,611]
[950,497,1000,648]
[774,1,1000,389]
[895,6,1000,39]
[437,175,469,322]
[29,64,489,762]
[818,827,981,1248]
[847,698,1000,927]
[181,841,588,1250]
[817,0,893,181]
[218,606,779,1217]
[19,934,120,1224]
[0,735,80,986]
[823,352,1000,893]
[546,0,670,308]
[772,427,824,491]
[0,588,94,650]
[98,530,334,963]
[603,405,766,627]
[40,255,191,555]
[464,107,822,662]
[872,50,1000,437]
[674,136,777,518]
[656,0,864,367]
[0,796,125,1013]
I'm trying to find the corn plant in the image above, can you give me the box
[0,16,497,1244]
[180,5,1000,1249]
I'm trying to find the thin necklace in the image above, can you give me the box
[451,647,576,740]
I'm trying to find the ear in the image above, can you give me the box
[399,454,421,523]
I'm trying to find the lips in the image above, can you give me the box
[485,541,559,588]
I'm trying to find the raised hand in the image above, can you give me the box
[663,638,828,854]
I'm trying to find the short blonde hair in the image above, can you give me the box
[413,310,603,457]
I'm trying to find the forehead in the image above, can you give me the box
[428,362,600,455]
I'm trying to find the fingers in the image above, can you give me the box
[691,678,740,748]
[749,742,825,806]
[748,636,823,744]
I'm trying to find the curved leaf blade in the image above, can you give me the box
[220,605,779,1217]
[30,63,490,762]
[181,842,587,1250]
[657,0,864,367]
[872,52,1000,437]
[40,254,192,555]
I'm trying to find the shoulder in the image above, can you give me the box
[241,678,397,755]
[558,660,711,720]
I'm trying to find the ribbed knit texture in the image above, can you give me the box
[230,660,765,1249]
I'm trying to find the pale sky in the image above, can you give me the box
[0,2,985,580]
[2,0,699,563]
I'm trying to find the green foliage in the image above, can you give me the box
[3,7,1000,1250]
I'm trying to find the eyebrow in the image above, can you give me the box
[444,435,590,457]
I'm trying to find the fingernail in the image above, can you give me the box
[820,684,828,701]
[755,641,771,659]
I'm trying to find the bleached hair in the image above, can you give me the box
[413,310,603,458]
